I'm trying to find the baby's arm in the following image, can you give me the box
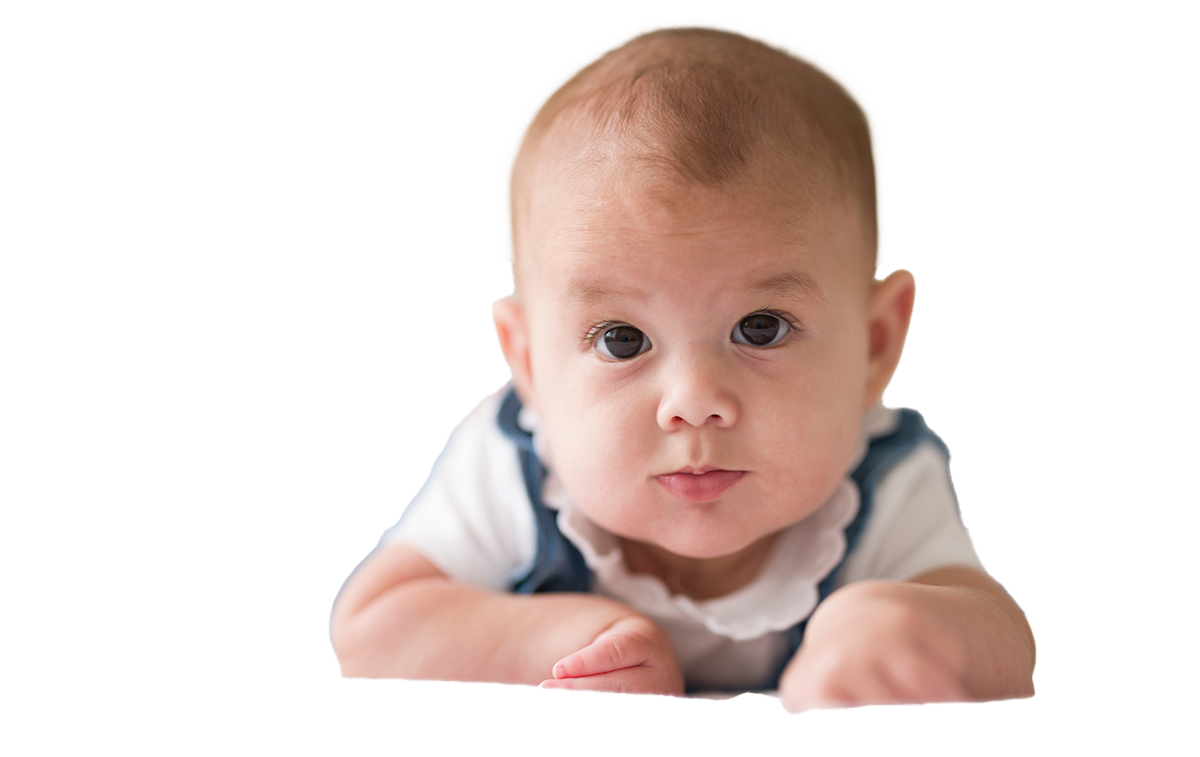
[331,543,683,695]
[778,567,1034,711]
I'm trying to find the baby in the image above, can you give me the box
[331,28,1035,709]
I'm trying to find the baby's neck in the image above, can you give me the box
[620,534,779,600]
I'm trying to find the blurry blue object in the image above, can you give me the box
[328,431,446,609]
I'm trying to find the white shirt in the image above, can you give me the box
[383,387,983,690]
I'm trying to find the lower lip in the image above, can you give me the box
[656,470,744,502]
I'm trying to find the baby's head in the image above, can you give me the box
[495,29,915,563]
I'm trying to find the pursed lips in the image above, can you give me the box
[655,467,744,502]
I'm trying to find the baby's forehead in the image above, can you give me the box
[518,171,873,311]
[531,150,853,252]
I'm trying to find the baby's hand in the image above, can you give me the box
[539,615,684,696]
[779,580,971,711]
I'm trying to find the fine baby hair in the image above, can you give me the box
[510,27,878,284]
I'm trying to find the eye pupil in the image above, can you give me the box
[738,314,780,345]
[603,326,646,358]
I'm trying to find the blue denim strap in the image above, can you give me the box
[498,388,590,594]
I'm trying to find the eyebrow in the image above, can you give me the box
[558,279,650,308]
[558,270,825,308]
[748,271,825,304]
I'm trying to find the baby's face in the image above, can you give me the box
[506,166,878,561]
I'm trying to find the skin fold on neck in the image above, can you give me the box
[619,532,781,600]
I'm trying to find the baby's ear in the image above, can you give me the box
[864,270,916,408]
[493,296,536,406]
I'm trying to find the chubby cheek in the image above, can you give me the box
[751,361,866,510]
[553,387,671,534]
[753,409,857,519]
[540,403,658,533]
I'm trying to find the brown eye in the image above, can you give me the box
[597,326,650,359]
[733,313,789,347]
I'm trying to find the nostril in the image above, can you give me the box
[658,386,738,430]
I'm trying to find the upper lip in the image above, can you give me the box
[664,466,727,475]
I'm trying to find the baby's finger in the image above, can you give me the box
[878,649,969,703]
[539,665,671,696]
[782,650,902,710]
[551,629,651,680]
[796,665,898,710]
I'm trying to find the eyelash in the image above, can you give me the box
[580,310,802,348]
[581,321,644,359]
[752,309,800,334]
[581,322,619,345]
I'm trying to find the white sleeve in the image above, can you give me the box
[379,389,537,592]
[836,441,984,586]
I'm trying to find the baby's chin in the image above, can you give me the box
[601,516,784,564]
[568,483,821,563]
[663,532,781,562]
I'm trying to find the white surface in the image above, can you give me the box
[326,676,1032,715]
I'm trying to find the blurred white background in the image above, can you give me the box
[331,14,1041,602]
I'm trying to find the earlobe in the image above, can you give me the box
[492,296,535,406]
[864,270,916,409]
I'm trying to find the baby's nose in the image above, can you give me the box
[655,357,738,430]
